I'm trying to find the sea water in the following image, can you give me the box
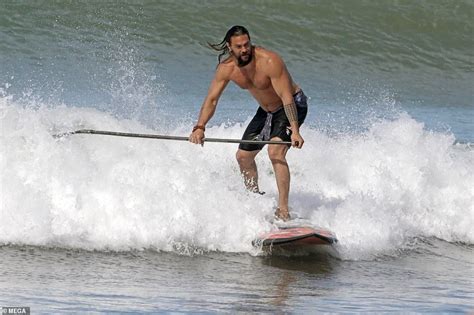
[1,1,473,313]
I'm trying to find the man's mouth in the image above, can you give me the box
[237,51,252,67]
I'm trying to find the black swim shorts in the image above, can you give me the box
[239,90,308,151]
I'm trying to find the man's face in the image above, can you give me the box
[228,34,252,67]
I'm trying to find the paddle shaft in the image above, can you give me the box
[54,129,292,145]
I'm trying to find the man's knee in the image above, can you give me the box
[268,145,287,163]
[236,149,257,166]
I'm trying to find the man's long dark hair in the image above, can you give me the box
[208,25,251,65]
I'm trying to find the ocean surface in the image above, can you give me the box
[1,1,473,313]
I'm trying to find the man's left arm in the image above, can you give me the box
[267,54,304,148]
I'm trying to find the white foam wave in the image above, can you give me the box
[1,98,472,260]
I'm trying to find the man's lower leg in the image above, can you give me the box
[269,144,291,221]
[236,149,262,193]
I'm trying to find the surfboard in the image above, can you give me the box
[253,226,338,247]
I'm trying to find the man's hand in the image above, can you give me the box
[189,129,205,146]
[291,131,304,149]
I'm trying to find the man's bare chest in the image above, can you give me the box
[230,67,272,90]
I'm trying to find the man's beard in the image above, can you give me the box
[237,51,253,67]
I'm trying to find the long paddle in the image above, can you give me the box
[53,129,292,145]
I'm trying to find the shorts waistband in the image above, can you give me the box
[265,89,305,114]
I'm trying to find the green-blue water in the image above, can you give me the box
[1,1,472,140]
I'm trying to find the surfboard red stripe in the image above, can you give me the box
[253,226,338,247]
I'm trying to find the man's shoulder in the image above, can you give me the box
[217,56,234,67]
[255,47,284,65]
[255,47,285,72]
[215,57,234,79]
[255,46,281,59]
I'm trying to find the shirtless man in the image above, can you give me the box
[189,25,308,221]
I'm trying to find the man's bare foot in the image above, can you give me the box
[274,207,291,221]
[248,186,265,195]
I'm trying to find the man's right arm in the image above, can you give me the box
[189,65,229,145]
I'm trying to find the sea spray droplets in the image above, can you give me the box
[296,113,472,259]
[0,101,472,259]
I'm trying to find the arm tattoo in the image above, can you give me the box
[283,102,298,123]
